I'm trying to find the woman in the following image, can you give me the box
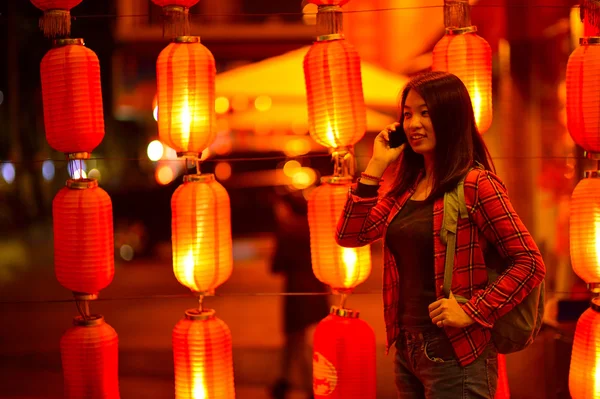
[335,71,545,398]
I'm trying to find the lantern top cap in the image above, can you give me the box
[321,176,353,185]
[67,152,91,160]
[317,33,344,42]
[580,37,600,45]
[583,171,600,179]
[73,314,105,327]
[72,292,98,301]
[585,151,600,160]
[176,151,201,159]
[317,4,343,12]
[174,36,201,43]
[445,26,477,35]
[592,297,600,312]
[183,173,215,183]
[330,306,360,318]
[52,38,84,48]
[66,178,98,190]
[185,308,216,321]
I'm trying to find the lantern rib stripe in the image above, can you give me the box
[209,184,220,291]
[190,182,199,292]
[187,43,196,148]
[343,42,360,145]
[579,48,588,150]
[321,45,340,148]
[165,43,179,148]
[326,185,342,285]
[85,45,99,143]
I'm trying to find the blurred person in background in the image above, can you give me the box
[269,189,329,399]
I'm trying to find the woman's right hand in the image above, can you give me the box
[367,123,405,176]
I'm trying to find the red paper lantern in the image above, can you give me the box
[569,298,600,399]
[313,307,376,399]
[53,179,114,297]
[157,37,216,158]
[304,38,366,150]
[30,0,82,37]
[570,173,600,291]
[566,38,600,153]
[173,309,235,399]
[308,0,350,5]
[61,315,120,398]
[308,177,371,291]
[432,27,493,134]
[40,39,104,156]
[171,174,232,294]
[495,354,510,399]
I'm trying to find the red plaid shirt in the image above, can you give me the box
[336,168,545,366]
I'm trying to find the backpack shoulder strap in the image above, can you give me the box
[441,176,469,298]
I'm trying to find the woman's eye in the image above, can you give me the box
[403,112,411,118]
[421,110,429,117]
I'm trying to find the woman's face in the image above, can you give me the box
[402,90,436,156]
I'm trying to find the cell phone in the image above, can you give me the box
[388,125,407,148]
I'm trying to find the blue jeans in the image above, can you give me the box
[394,326,498,399]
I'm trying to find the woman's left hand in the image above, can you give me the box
[428,291,475,328]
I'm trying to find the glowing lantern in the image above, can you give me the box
[304,7,366,152]
[569,298,600,399]
[173,309,235,399]
[432,27,493,134]
[313,307,376,399]
[40,39,104,157]
[566,37,600,153]
[157,36,216,158]
[308,177,371,291]
[495,354,510,399]
[61,315,120,398]
[171,174,232,294]
[304,38,366,150]
[570,173,600,291]
[53,179,114,298]
[151,0,199,38]
[30,0,82,37]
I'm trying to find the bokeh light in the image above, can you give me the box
[147,140,165,162]
[42,160,55,181]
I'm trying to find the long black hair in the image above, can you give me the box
[387,71,494,199]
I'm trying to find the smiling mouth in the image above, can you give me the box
[411,134,426,140]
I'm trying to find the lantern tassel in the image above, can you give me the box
[339,293,348,309]
[444,0,471,29]
[162,5,191,39]
[582,0,600,35]
[316,5,344,38]
[332,147,355,177]
[39,9,72,38]
[75,300,91,320]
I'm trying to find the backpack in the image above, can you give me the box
[440,175,545,354]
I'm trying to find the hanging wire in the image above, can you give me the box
[0,3,582,24]
[0,289,592,305]
[62,4,585,21]
[0,154,588,165]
